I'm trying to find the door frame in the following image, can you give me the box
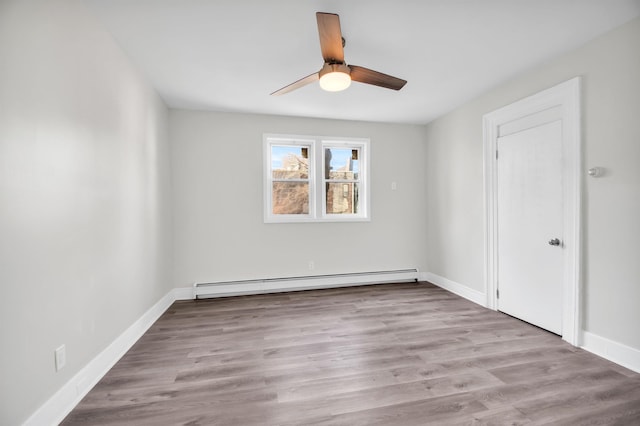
[483,77,582,345]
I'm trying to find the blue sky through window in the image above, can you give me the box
[328,148,359,174]
[271,145,359,174]
[271,145,304,169]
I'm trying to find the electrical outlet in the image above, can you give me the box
[55,345,66,371]
[308,260,315,270]
[391,181,397,190]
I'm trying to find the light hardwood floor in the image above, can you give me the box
[62,282,640,425]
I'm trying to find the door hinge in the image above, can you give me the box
[496,288,500,299]
[496,150,499,160]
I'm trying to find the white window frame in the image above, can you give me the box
[264,134,370,223]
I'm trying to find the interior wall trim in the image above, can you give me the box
[421,272,486,307]
[22,288,190,426]
[483,77,582,346]
[20,281,640,425]
[422,272,640,374]
[581,331,640,374]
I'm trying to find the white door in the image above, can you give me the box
[497,118,564,334]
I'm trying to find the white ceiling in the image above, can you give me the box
[84,0,640,125]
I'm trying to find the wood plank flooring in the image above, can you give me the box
[62,282,640,425]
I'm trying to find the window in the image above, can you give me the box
[264,134,369,223]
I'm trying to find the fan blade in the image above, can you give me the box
[316,12,344,63]
[271,72,319,96]
[349,65,407,91]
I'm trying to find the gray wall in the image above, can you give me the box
[0,1,173,424]
[2,1,638,423]
[170,110,428,286]
[425,17,640,350]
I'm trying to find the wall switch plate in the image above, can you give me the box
[391,181,397,190]
[55,345,66,371]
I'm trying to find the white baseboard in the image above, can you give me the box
[420,273,640,374]
[24,289,180,426]
[420,272,486,307]
[24,281,640,425]
[173,286,195,300]
[581,331,640,374]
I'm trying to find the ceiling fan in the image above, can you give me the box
[271,12,407,95]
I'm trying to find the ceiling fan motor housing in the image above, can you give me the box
[319,63,351,78]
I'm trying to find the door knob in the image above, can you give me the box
[548,238,561,246]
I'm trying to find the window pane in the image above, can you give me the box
[272,145,309,179]
[272,182,309,214]
[325,147,359,180]
[326,182,359,214]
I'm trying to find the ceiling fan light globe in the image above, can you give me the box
[318,63,351,92]
[319,71,351,92]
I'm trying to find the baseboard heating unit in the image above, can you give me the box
[194,269,419,299]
